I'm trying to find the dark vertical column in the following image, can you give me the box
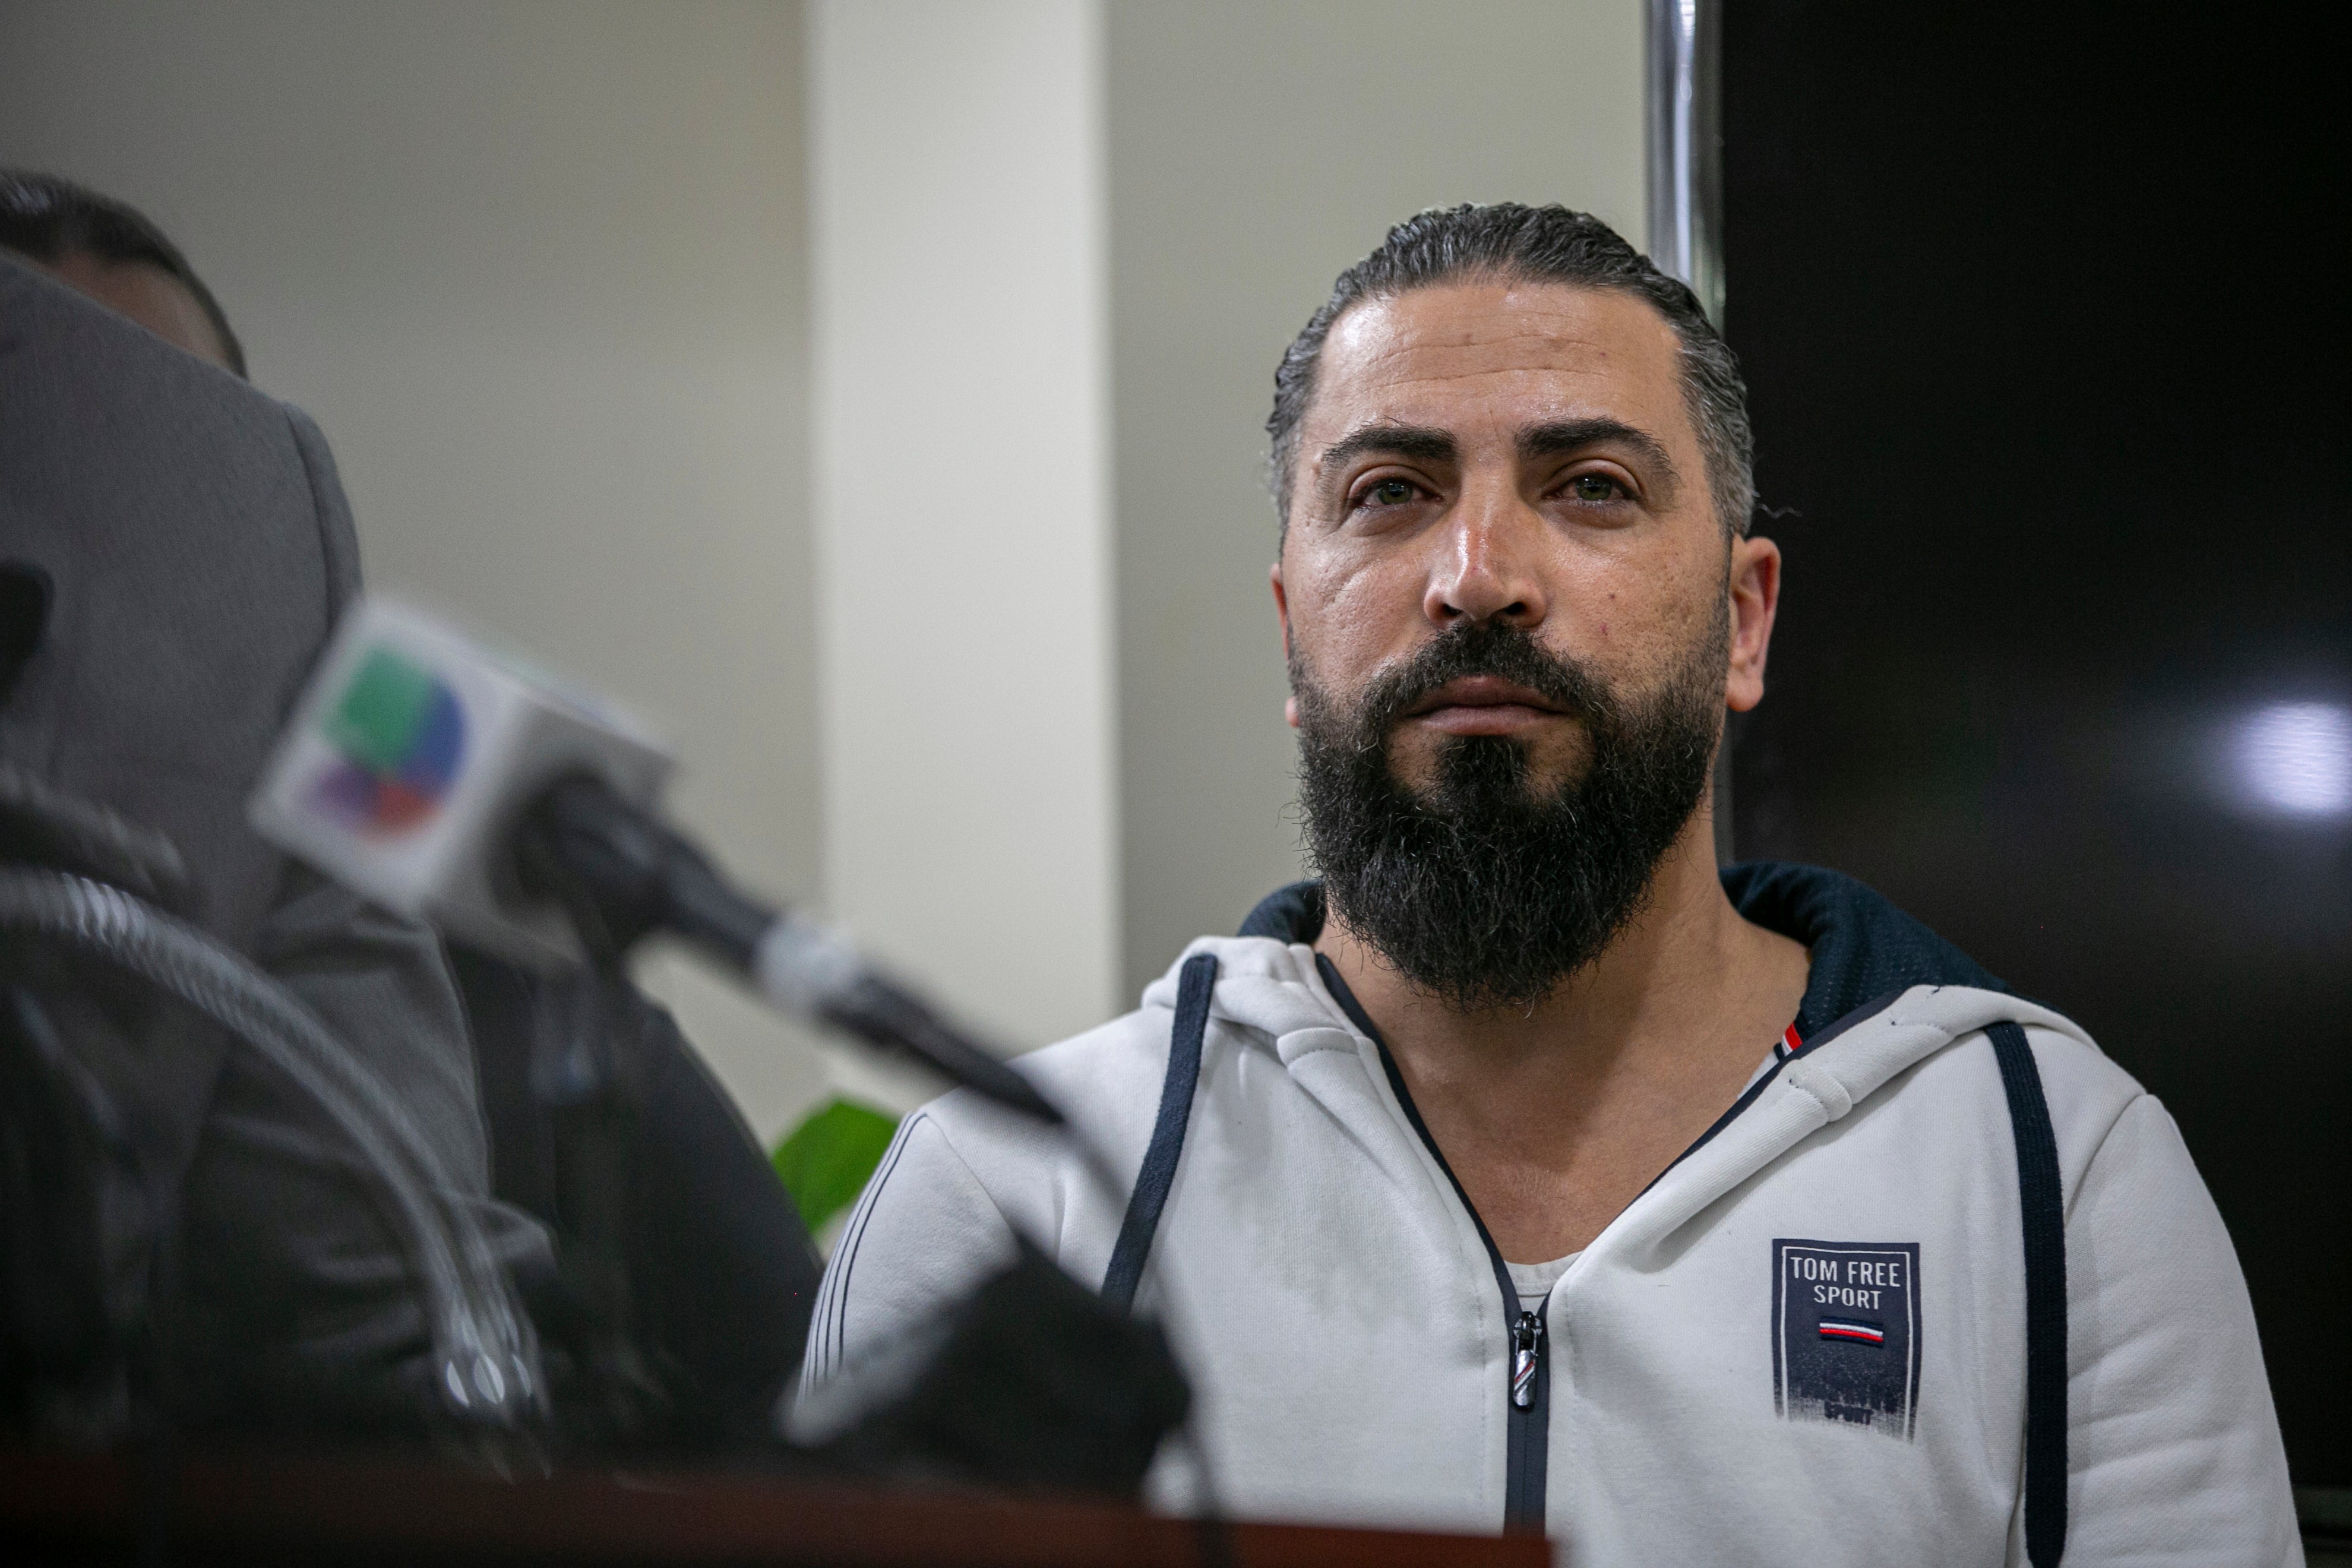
[1646,0,1735,865]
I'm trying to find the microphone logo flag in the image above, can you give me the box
[249,597,671,965]
[314,646,467,833]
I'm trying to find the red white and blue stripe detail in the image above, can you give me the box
[1817,1317,1885,1345]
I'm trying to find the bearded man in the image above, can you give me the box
[799,205,2297,1564]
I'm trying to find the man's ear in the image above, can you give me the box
[1725,533,1781,714]
[1272,562,1301,728]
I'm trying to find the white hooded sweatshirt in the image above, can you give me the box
[798,864,2299,1565]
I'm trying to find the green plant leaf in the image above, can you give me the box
[770,1097,901,1234]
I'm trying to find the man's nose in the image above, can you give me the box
[1423,489,1550,630]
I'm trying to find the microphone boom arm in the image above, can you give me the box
[513,775,1060,1126]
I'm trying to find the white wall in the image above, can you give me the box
[1106,0,1649,996]
[809,0,1119,1070]
[0,0,830,1142]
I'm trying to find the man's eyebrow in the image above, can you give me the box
[1317,423,1458,473]
[1518,418,1680,483]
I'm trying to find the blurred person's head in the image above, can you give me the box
[1267,203,1781,1009]
[1,169,245,377]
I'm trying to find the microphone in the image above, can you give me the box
[249,599,1058,1124]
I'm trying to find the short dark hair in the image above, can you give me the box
[1267,203,1752,539]
[0,168,247,378]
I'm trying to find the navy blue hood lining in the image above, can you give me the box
[1237,861,2006,1045]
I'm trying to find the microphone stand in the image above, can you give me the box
[510,774,1059,1126]
[509,776,1232,1552]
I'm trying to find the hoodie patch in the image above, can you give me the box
[1773,1240,1921,1438]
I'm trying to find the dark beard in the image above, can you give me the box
[1294,614,1725,1011]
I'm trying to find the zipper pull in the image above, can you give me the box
[1511,1309,1545,1411]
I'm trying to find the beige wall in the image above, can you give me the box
[0,0,830,1142]
[810,0,1120,1073]
[0,0,1652,1130]
[1105,1,1649,995]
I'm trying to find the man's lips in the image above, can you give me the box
[1403,675,1569,735]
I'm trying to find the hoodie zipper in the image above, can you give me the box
[1506,1298,1551,1532]
[1322,953,1550,1534]
[1420,1126,1550,1534]
[1512,1308,1546,1409]
[1498,1291,1550,1534]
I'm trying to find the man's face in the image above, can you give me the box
[1273,279,1781,1004]
[1275,279,1774,797]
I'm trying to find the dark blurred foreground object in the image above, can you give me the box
[0,251,547,1445]
[0,1445,1548,1567]
[1721,0,2349,1490]
[0,772,545,1458]
[453,946,1191,1489]
[450,947,821,1453]
[820,1243,1191,1498]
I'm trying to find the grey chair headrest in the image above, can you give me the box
[0,252,361,947]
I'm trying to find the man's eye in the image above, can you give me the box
[1361,478,1421,508]
[1566,473,1624,502]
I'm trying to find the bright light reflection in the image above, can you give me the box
[2233,701,2352,818]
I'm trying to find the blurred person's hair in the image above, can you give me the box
[1267,203,1752,541]
[0,167,246,377]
